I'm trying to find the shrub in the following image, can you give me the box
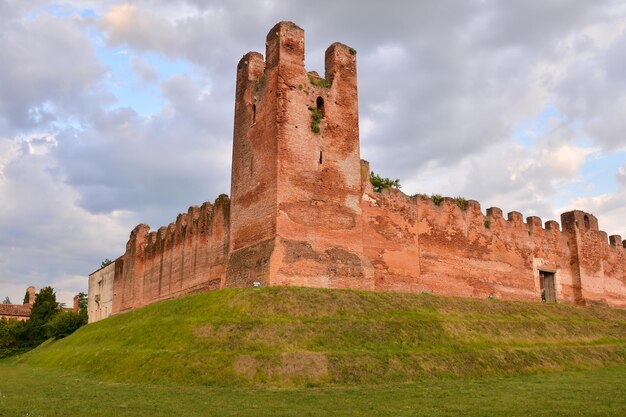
[431,194,443,206]
[27,286,61,345]
[349,47,357,55]
[0,318,29,358]
[46,311,87,340]
[0,286,72,356]
[370,172,401,192]
[455,197,469,211]
[77,292,88,314]
[308,106,323,133]
[308,73,331,88]
[484,220,491,229]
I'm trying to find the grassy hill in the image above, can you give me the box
[19,287,626,387]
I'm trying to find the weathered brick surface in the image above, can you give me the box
[97,22,625,320]
[111,195,230,312]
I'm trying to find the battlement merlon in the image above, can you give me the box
[126,224,150,253]
[325,42,357,86]
[265,21,305,70]
[236,52,265,97]
[560,210,599,233]
[609,235,622,247]
[234,52,264,131]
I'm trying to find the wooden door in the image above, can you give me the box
[544,273,556,303]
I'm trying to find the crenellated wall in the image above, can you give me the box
[561,211,626,307]
[360,164,625,307]
[90,21,626,323]
[111,195,230,313]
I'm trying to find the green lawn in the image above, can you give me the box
[0,362,624,416]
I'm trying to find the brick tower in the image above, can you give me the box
[228,21,374,289]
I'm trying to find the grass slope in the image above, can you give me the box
[19,287,626,387]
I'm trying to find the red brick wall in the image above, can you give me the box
[360,169,625,307]
[268,24,373,290]
[112,196,229,313]
[108,22,626,315]
[361,165,421,293]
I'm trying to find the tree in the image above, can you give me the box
[23,290,30,304]
[101,259,113,268]
[77,292,88,313]
[370,172,401,192]
[26,286,61,345]
[46,311,87,339]
[2,296,10,304]
[76,291,88,324]
[0,317,29,358]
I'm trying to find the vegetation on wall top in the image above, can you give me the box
[308,73,331,88]
[370,172,401,192]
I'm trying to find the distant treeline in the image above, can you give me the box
[0,287,87,358]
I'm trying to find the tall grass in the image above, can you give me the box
[19,287,626,387]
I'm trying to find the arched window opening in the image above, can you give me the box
[316,96,324,116]
[583,215,590,231]
[252,104,256,124]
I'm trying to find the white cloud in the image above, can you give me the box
[100,3,180,52]
[618,163,626,186]
[0,137,137,305]
[0,138,20,181]
[0,11,106,132]
[541,145,596,177]
[130,56,158,83]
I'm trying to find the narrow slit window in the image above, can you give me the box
[316,96,324,116]
[319,151,323,164]
[252,104,256,124]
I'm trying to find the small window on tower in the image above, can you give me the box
[316,96,324,116]
[583,215,590,231]
[252,104,256,124]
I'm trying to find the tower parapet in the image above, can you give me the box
[228,20,373,289]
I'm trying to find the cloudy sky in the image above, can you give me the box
[1,0,625,305]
